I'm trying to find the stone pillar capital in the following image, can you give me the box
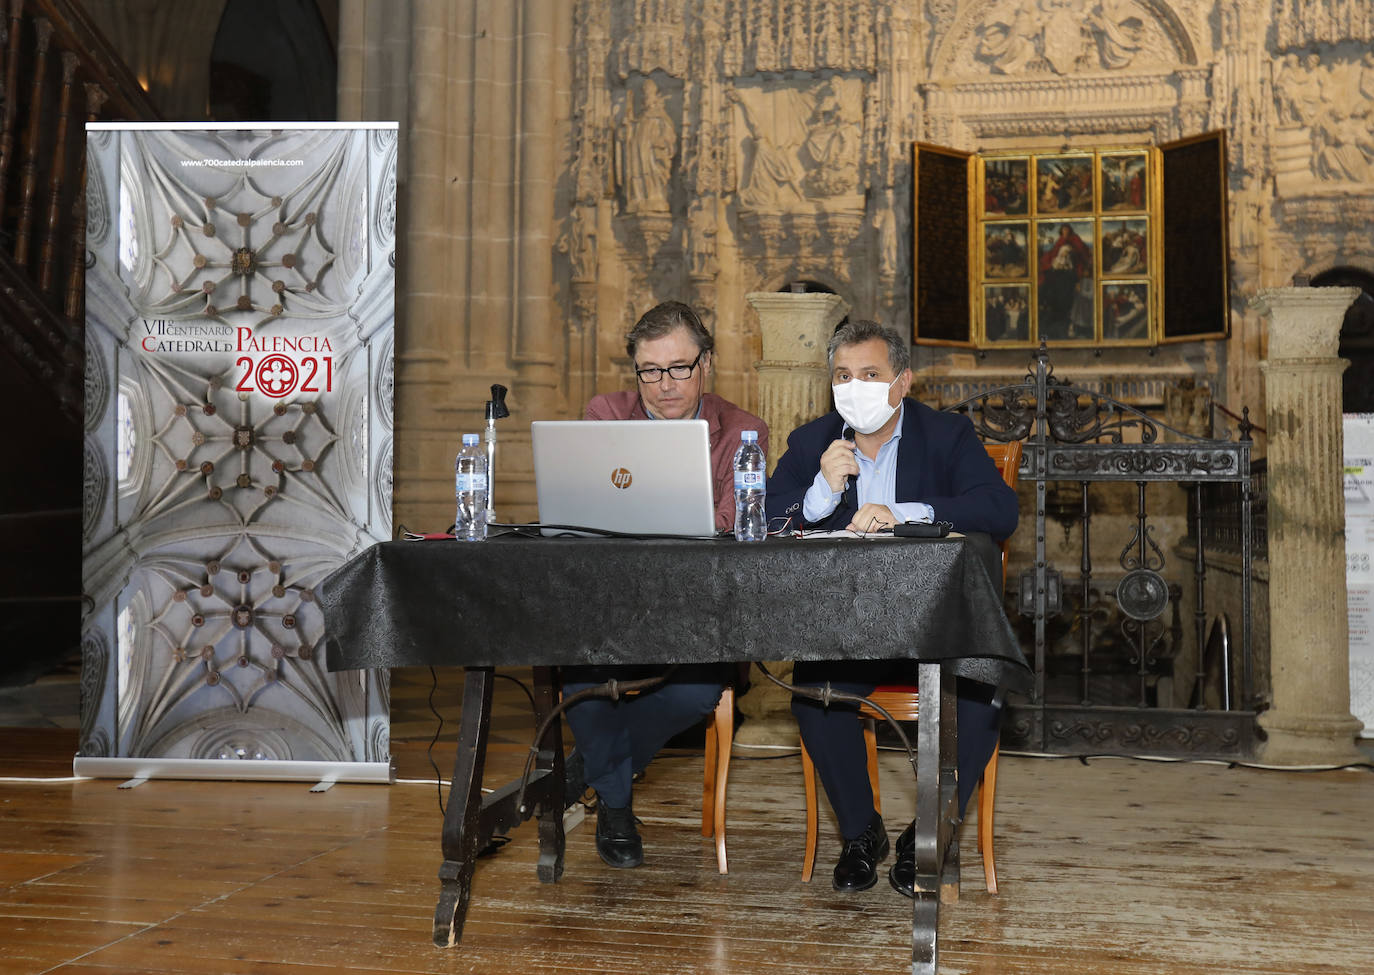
[745,292,850,366]
[1251,286,1360,360]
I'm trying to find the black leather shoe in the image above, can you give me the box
[894,820,914,856]
[832,812,889,892]
[888,846,916,898]
[595,802,644,868]
[889,819,920,897]
[891,816,959,897]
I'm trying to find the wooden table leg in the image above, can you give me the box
[938,664,961,906]
[433,666,493,947]
[432,667,570,947]
[911,662,960,975]
[530,666,566,883]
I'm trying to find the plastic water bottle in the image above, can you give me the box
[733,430,766,542]
[455,433,488,541]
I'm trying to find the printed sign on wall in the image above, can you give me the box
[1345,413,1374,738]
[80,123,396,779]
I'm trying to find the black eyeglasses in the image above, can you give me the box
[635,352,702,384]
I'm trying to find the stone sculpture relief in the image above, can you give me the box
[1315,110,1374,183]
[800,82,861,196]
[687,197,718,278]
[722,0,879,75]
[729,87,804,210]
[1273,0,1374,49]
[1275,51,1374,184]
[615,1,689,80]
[620,78,677,214]
[558,205,598,283]
[973,0,1173,75]
[872,187,898,281]
[730,79,864,212]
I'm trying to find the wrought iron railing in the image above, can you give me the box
[943,343,1258,759]
[1191,457,1267,559]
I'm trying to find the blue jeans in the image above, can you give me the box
[562,664,726,809]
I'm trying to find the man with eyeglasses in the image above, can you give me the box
[564,300,768,869]
[765,319,1018,897]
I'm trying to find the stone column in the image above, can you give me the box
[746,292,850,473]
[510,0,561,418]
[1253,286,1367,766]
[337,0,412,124]
[394,0,565,529]
[733,292,849,745]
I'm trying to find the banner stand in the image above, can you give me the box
[73,757,395,785]
[81,122,398,780]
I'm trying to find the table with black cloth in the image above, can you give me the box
[320,532,1030,975]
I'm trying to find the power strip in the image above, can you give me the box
[563,801,587,833]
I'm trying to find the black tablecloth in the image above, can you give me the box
[320,533,1031,696]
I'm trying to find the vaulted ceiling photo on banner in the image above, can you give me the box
[80,123,396,782]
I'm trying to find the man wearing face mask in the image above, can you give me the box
[765,318,1018,897]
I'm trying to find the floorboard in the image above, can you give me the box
[1,669,1372,975]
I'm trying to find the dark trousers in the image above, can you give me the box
[562,664,726,809]
[791,659,1001,842]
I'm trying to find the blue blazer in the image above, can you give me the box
[765,399,1019,541]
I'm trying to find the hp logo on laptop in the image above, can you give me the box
[610,468,633,489]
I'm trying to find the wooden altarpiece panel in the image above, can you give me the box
[911,131,1230,348]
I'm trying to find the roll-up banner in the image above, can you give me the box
[79,123,397,782]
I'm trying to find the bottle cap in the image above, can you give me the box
[462,433,479,446]
[741,430,758,442]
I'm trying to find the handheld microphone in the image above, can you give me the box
[842,427,858,509]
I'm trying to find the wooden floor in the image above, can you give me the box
[3,671,1374,975]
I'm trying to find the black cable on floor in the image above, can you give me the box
[427,665,446,817]
[423,670,539,821]
[494,671,537,711]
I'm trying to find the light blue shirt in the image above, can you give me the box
[801,403,935,527]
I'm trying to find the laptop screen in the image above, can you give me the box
[530,419,718,537]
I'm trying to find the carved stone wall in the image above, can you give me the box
[548,1,1371,490]
[335,0,1374,536]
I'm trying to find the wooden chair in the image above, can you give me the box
[564,683,733,874]
[701,686,734,874]
[557,675,730,873]
[799,439,1022,893]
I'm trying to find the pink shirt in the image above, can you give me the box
[584,391,770,532]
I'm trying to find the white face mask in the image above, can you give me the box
[832,375,899,434]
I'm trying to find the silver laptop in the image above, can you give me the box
[530,419,718,537]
